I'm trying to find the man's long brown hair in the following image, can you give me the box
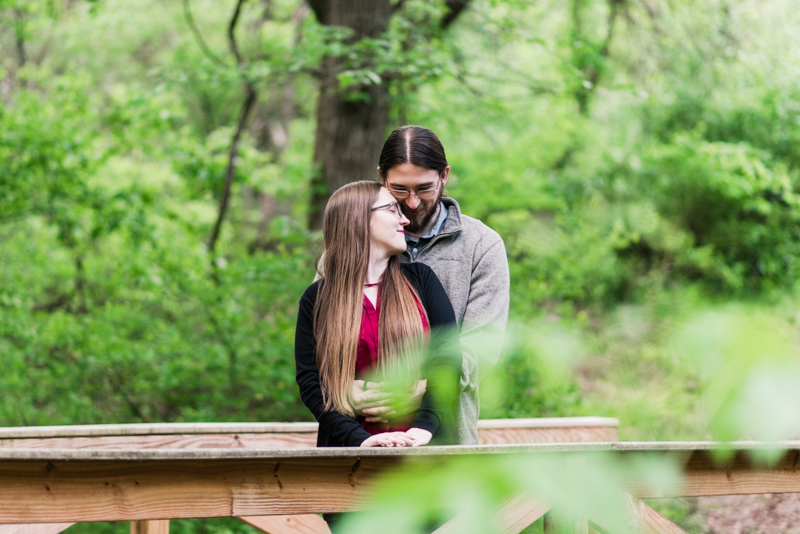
[313,181,429,415]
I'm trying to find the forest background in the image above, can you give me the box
[3,0,800,532]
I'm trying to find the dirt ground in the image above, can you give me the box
[685,494,800,533]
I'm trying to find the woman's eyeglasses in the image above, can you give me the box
[370,201,403,218]
[386,180,440,200]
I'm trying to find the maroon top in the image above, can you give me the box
[356,288,430,435]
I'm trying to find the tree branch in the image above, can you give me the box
[441,0,470,28]
[183,0,228,67]
[14,8,27,67]
[228,0,247,65]
[208,0,258,262]
[207,86,257,259]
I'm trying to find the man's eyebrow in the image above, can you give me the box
[387,181,436,190]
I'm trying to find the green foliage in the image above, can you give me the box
[4,1,800,530]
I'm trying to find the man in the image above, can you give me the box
[370,125,510,445]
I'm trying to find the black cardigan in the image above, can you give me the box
[295,262,462,447]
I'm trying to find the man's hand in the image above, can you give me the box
[351,380,394,423]
[388,379,427,418]
[404,427,433,447]
[351,379,428,423]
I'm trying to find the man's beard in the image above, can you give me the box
[401,189,443,234]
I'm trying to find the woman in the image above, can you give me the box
[295,181,462,449]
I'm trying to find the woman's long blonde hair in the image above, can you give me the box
[313,181,429,415]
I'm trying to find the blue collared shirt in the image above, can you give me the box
[406,202,448,259]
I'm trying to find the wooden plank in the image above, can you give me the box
[3,445,800,524]
[478,427,617,445]
[0,455,402,523]
[130,521,169,534]
[0,434,318,451]
[0,419,618,440]
[0,428,615,450]
[433,493,550,534]
[625,495,688,534]
[239,515,330,534]
[0,524,73,534]
[628,448,800,499]
[0,423,319,439]
[478,418,618,430]
[543,513,588,534]
[0,444,623,461]
[587,492,688,534]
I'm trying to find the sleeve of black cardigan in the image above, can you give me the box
[410,265,463,439]
[295,283,372,447]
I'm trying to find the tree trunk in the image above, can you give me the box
[307,0,393,229]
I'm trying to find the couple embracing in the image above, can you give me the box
[295,126,510,455]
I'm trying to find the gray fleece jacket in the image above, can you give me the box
[400,197,510,444]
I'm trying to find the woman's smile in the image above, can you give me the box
[370,188,410,257]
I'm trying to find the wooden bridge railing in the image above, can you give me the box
[0,417,617,534]
[5,420,792,534]
[0,417,619,450]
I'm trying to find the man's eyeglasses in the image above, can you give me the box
[370,201,403,218]
[386,179,441,200]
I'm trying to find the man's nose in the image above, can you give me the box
[404,195,421,210]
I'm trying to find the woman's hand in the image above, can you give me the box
[360,431,415,448]
[404,427,433,447]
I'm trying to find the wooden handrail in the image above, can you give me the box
[0,418,620,451]
[0,418,619,439]
[0,418,618,533]
[4,418,781,534]
[1,441,800,524]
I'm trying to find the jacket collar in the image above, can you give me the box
[439,196,463,235]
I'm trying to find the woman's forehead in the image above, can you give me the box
[375,187,395,204]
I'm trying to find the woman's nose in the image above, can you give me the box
[399,212,410,226]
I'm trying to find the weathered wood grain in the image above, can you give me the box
[0,424,319,439]
[238,515,330,534]
[2,444,800,524]
[626,495,688,534]
[0,455,401,524]
[0,428,616,450]
[543,513,588,534]
[0,524,73,534]
[0,419,618,440]
[478,428,618,445]
[0,434,318,451]
[130,521,169,534]
[628,448,800,499]
[0,418,619,450]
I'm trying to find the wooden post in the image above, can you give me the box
[130,521,169,534]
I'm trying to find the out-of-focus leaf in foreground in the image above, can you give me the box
[341,449,682,534]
